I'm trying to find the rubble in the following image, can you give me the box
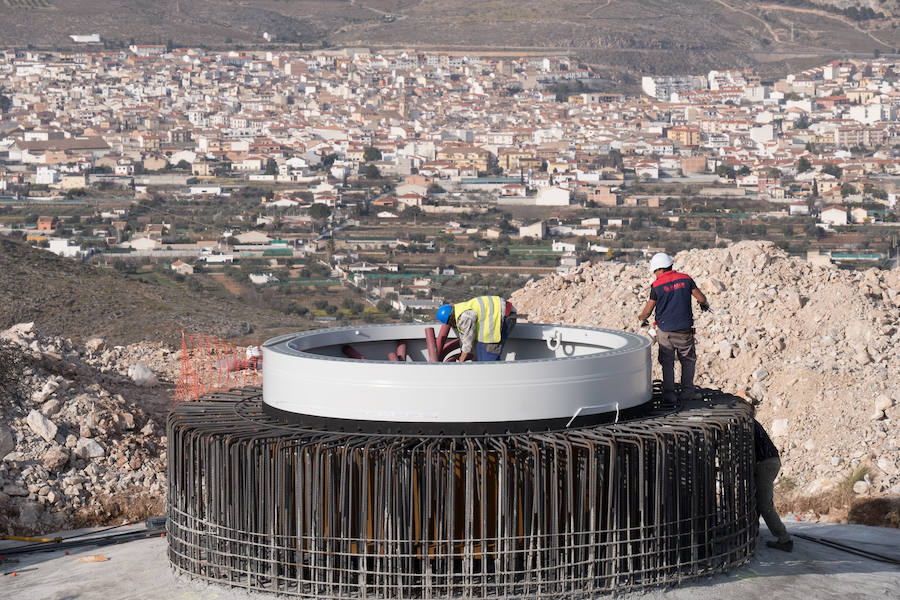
[512,241,900,502]
[0,325,177,535]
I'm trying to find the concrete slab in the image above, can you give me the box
[1,521,898,599]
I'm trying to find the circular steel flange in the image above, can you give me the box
[262,323,652,432]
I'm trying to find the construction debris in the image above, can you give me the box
[511,241,900,500]
[77,554,108,563]
[0,327,170,536]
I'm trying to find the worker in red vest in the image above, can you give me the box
[637,252,709,401]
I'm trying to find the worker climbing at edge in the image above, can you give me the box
[754,417,793,552]
[436,296,516,362]
[636,252,709,402]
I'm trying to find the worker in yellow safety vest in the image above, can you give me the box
[436,296,516,362]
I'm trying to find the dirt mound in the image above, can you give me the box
[511,241,900,514]
[0,323,178,535]
[0,237,277,347]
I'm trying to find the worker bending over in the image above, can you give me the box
[637,252,709,401]
[436,296,516,362]
[754,418,793,552]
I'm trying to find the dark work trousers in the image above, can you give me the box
[475,317,515,361]
[755,456,790,543]
[656,328,696,400]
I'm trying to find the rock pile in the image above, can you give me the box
[511,241,900,501]
[0,323,177,535]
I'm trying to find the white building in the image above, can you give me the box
[789,202,810,216]
[129,236,160,251]
[552,241,576,253]
[170,260,195,275]
[641,75,706,102]
[70,34,101,43]
[48,238,82,258]
[249,273,277,285]
[535,186,571,206]
[519,221,546,239]
[821,206,847,226]
[750,124,774,145]
[35,166,59,185]
[190,186,222,197]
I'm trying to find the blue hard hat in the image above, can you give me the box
[436,304,453,324]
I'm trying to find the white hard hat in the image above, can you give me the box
[649,252,674,272]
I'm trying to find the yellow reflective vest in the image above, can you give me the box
[453,296,503,344]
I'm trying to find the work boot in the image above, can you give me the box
[679,389,703,401]
[766,539,793,553]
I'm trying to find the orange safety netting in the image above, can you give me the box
[174,330,262,403]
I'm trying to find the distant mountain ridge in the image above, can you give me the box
[0,1,895,74]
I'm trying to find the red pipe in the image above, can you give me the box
[341,345,366,360]
[425,327,438,362]
[396,341,407,362]
[438,338,460,362]
[436,323,451,355]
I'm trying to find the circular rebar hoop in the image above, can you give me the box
[167,388,757,599]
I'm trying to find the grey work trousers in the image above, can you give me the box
[656,329,696,399]
[755,456,790,543]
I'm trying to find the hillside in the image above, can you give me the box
[0,1,896,74]
[511,241,900,518]
[0,237,299,346]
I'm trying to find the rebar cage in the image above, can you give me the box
[167,387,757,599]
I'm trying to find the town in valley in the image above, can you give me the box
[1,44,899,325]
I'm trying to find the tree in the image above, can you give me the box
[176,159,191,170]
[797,157,812,173]
[794,114,810,129]
[822,163,842,179]
[365,164,381,179]
[265,158,278,175]
[321,153,338,169]
[401,205,422,218]
[715,164,736,179]
[841,183,856,198]
[363,146,382,162]
[309,203,331,220]
[0,87,10,113]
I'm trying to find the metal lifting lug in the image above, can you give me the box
[545,329,562,351]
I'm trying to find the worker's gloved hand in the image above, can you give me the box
[699,302,711,312]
